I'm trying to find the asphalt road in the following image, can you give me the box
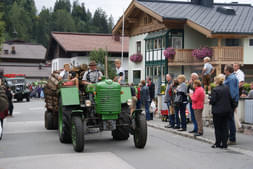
[0,99,252,169]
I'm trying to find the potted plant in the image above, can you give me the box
[130,53,143,63]
[164,47,176,60]
[192,47,212,60]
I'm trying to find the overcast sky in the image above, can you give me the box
[34,0,253,22]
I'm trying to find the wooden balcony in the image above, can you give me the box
[168,47,243,66]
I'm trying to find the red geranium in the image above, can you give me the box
[164,47,176,59]
[130,53,143,62]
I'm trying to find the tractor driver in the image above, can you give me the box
[82,61,103,85]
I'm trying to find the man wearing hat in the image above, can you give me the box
[82,61,103,85]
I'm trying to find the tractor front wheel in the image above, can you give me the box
[71,116,84,152]
[112,105,130,140]
[134,113,147,148]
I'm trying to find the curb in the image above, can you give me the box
[147,122,253,158]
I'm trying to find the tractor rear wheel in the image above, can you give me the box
[58,98,71,143]
[112,105,130,140]
[134,113,147,148]
[45,111,54,130]
[72,116,84,152]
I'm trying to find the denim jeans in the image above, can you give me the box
[175,103,187,129]
[189,103,198,132]
[167,102,174,127]
[136,100,141,109]
[228,111,236,142]
[144,101,151,120]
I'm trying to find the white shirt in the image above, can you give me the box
[116,67,125,82]
[234,69,245,83]
[59,70,69,80]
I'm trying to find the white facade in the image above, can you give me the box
[128,34,147,84]
[70,56,89,67]
[243,38,253,64]
[51,58,71,72]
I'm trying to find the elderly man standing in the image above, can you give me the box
[233,64,245,97]
[187,73,199,133]
[202,57,215,92]
[82,61,103,85]
[224,64,239,145]
[164,74,174,128]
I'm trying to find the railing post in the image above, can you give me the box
[216,38,222,75]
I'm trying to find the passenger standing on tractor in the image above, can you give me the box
[82,61,103,85]
[140,80,151,121]
[114,59,125,84]
[59,64,71,81]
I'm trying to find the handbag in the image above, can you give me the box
[174,94,183,106]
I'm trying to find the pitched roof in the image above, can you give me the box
[1,66,51,78]
[137,0,253,34]
[0,43,46,60]
[51,32,129,53]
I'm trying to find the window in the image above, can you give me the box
[225,39,240,46]
[249,39,253,46]
[133,70,141,85]
[144,15,152,25]
[157,38,161,49]
[136,41,141,53]
[154,39,158,49]
[144,16,148,25]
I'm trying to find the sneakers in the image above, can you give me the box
[189,130,197,133]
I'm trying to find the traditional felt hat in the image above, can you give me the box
[89,61,97,66]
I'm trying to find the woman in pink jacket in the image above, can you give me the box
[190,80,205,136]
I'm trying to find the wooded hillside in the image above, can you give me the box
[2,0,114,47]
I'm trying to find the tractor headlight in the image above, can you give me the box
[127,99,132,106]
[85,100,91,107]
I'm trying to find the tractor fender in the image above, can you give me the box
[59,87,80,106]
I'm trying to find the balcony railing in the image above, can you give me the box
[168,47,243,65]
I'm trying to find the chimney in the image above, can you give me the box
[113,34,120,41]
[191,0,213,7]
[11,46,16,54]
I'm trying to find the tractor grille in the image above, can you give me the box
[96,89,121,112]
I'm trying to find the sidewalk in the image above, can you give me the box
[147,117,253,157]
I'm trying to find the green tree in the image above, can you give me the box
[108,15,114,33]
[51,9,76,32]
[35,8,51,47]
[89,49,116,79]
[0,5,5,50]
[54,0,71,13]
[8,2,33,41]
[93,8,109,33]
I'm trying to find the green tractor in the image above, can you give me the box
[57,78,147,152]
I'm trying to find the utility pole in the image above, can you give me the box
[105,55,108,78]
[121,8,125,65]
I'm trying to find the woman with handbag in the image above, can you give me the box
[174,75,188,131]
